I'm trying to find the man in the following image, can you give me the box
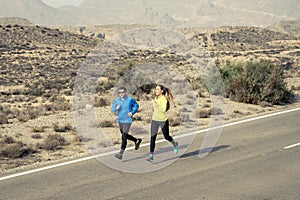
[112,87,142,160]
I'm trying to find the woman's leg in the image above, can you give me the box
[161,120,178,151]
[161,120,173,142]
[150,120,160,153]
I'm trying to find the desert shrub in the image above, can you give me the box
[31,133,42,139]
[27,106,44,119]
[100,120,114,127]
[134,115,142,121]
[117,63,134,76]
[31,126,45,133]
[113,140,120,145]
[15,110,29,122]
[197,109,211,118]
[26,83,44,96]
[211,107,224,115]
[52,97,71,111]
[4,136,15,144]
[94,96,108,107]
[96,80,115,93]
[42,134,66,150]
[169,117,181,127]
[14,106,44,122]
[220,59,294,105]
[44,79,68,91]
[53,101,71,111]
[72,135,82,144]
[205,69,225,96]
[53,123,73,132]
[189,77,206,91]
[0,113,8,124]
[0,142,33,158]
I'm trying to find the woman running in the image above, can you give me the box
[145,84,179,162]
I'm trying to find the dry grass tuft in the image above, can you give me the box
[41,134,67,150]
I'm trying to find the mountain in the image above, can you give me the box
[214,0,300,20]
[74,0,300,27]
[0,0,299,27]
[0,0,79,25]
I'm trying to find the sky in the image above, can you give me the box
[41,0,85,8]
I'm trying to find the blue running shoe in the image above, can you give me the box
[145,154,153,162]
[174,142,179,154]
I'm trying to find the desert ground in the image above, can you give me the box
[0,19,299,175]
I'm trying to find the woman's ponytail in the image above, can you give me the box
[158,85,174,111]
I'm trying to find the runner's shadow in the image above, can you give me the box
[180,145,230,158]
[122,144,189,163]
[153,156,178,164]
[156,144,189,154]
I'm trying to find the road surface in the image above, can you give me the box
[0,109,299,199]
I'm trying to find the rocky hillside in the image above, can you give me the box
[1,19,299,121]
[0,17,34,26]
[0,0,79,25]
[200,25,300,67]
[267,20,300,37]
[0,23,98,90]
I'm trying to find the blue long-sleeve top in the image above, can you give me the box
[111,95,139,123]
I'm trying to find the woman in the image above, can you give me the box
[145,84,179,162]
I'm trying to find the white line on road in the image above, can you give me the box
[284,143,300,149]
[1,107,300,181]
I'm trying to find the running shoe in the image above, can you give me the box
[135,138,142,150]
[174,142,179,154]
[145,154,153,162]
[114,153,123,160]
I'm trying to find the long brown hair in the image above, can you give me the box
[157,84,174,111]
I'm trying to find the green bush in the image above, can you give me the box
[220,59,294,105]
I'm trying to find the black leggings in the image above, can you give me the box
[150,119,173,153]
[119,123,137,150]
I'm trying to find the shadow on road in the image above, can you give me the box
[180,145,230,158]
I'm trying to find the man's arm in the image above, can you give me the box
[112,99,119,113]
[130,98,139,115]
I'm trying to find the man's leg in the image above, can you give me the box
[114,123,128,160]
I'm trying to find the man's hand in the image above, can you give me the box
[152,100,158,106]
[128,112,133,117]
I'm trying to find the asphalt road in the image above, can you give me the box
[0,109,300,200]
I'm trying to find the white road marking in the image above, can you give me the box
[1,107,300,181]
[284,143,300,149]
